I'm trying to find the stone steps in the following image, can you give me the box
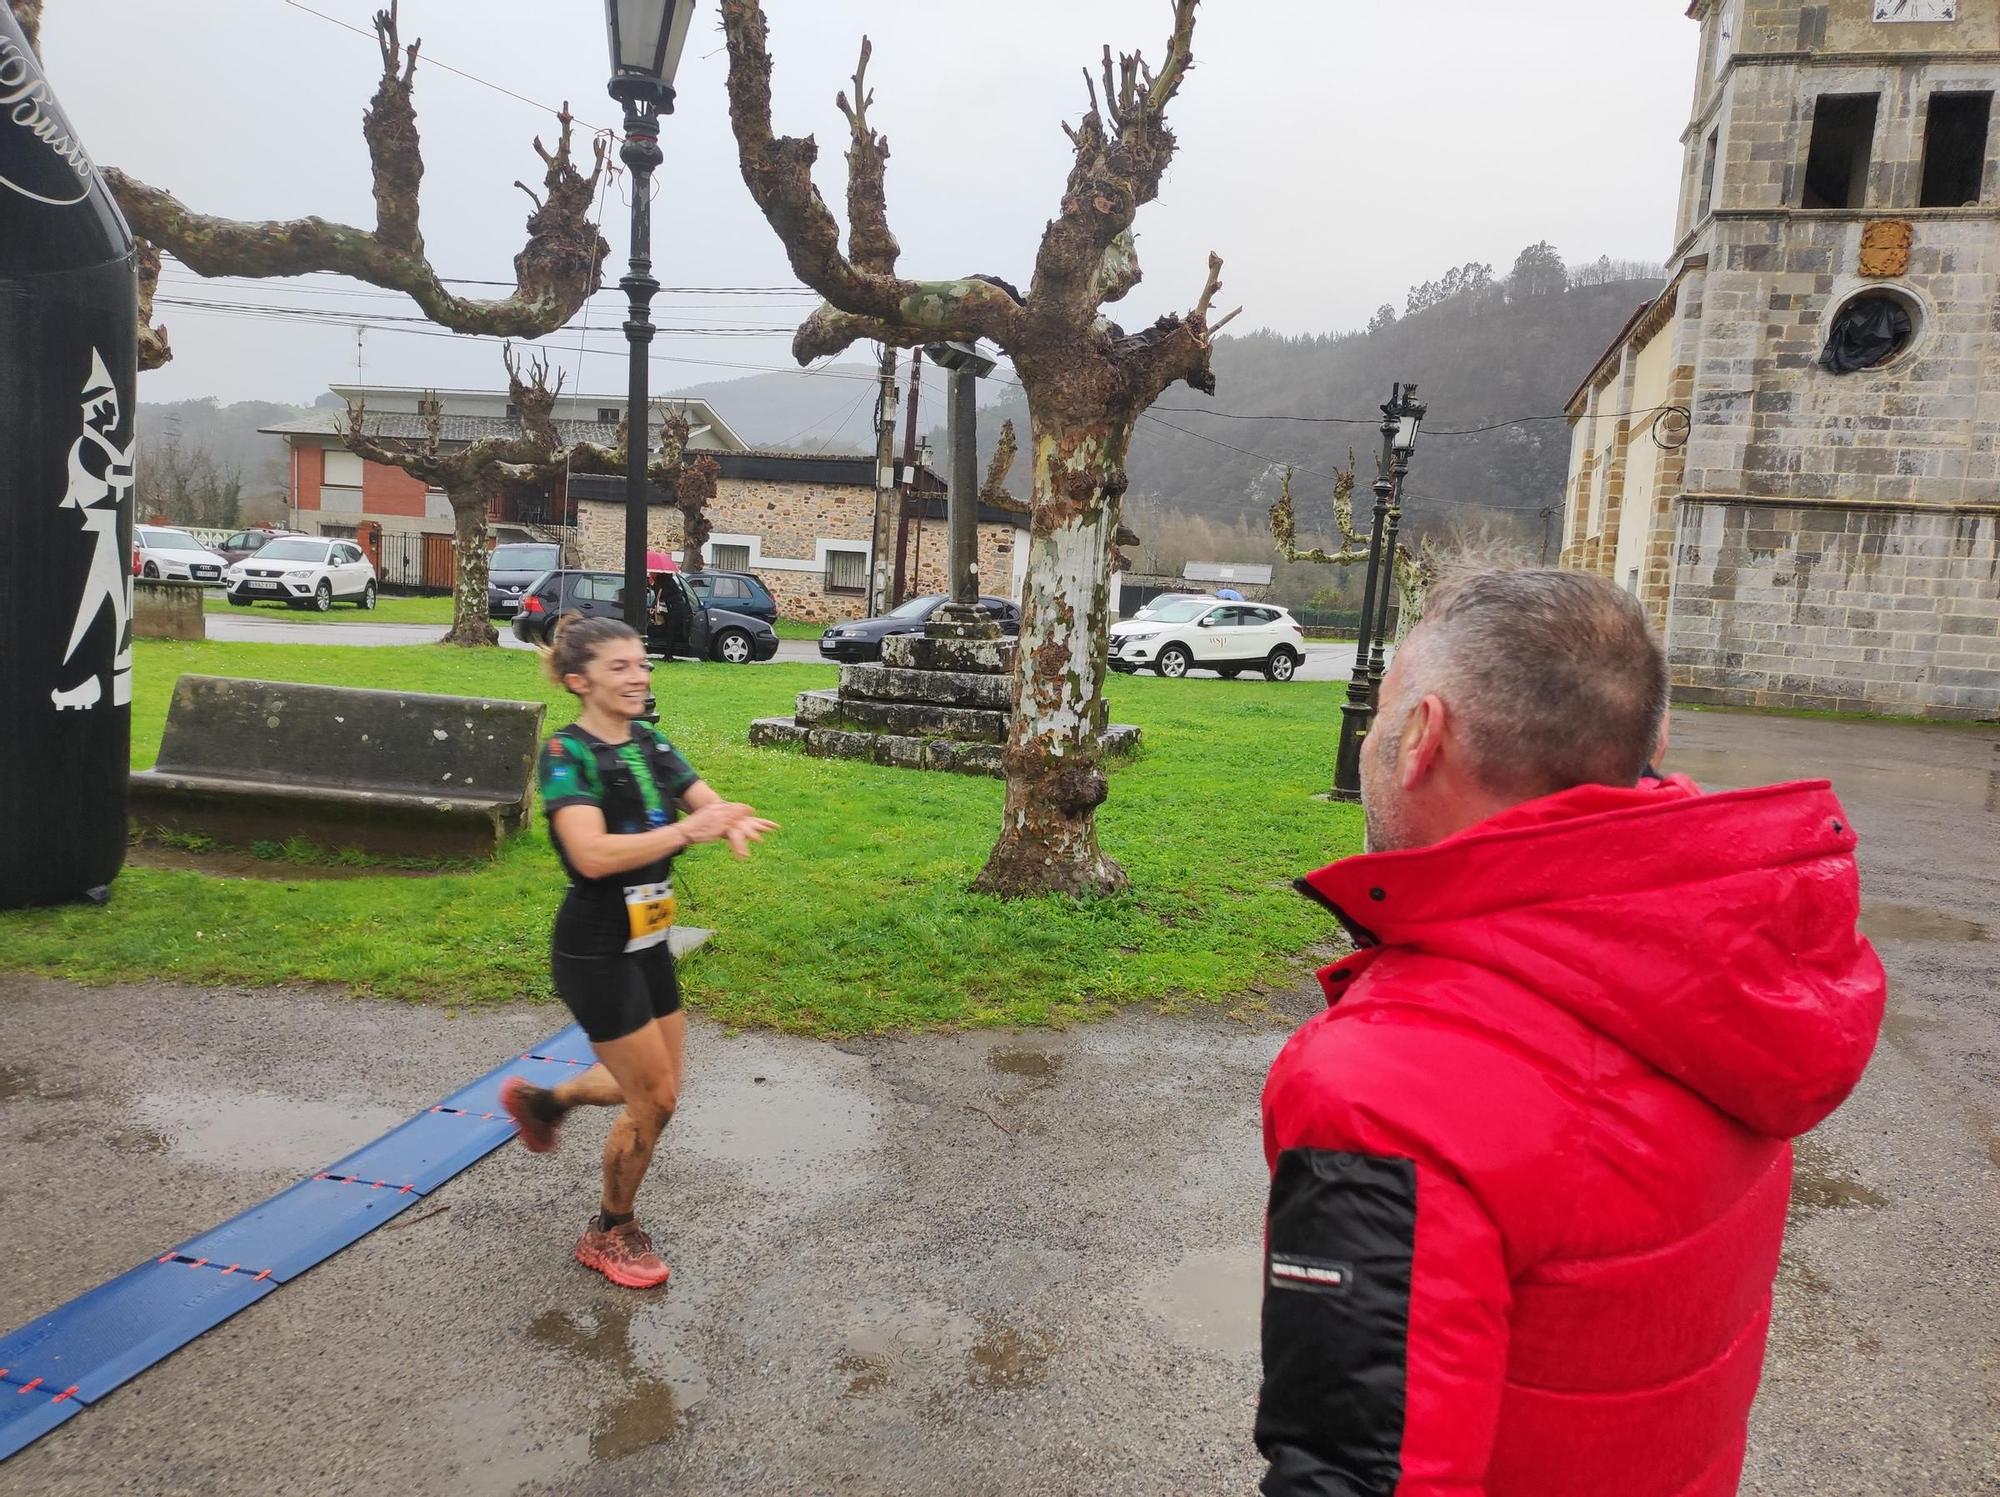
[882,634,1014,674]
[750,714,1141,778]
[840,663,1013,712]
[796,689,1009,744]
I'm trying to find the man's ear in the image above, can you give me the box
[1400,694,1449,791]
[1653,713,1671,766]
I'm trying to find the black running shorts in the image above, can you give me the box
[551,941,683,1044]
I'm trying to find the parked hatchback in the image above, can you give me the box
[819,594,1019,663]
[224,535,378,611]
[133,525,227,585]
[487,541,564,619]
[511,569,779,664]
[1109,598,1306,681]
[682,569,779,624]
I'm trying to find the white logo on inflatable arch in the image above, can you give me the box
[51,349,133,712]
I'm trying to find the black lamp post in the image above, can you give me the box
[605,0,699,635]
[1331,381,1424,802]
[1367,386,1425,696]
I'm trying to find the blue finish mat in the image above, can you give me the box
[0,1022,596,1460]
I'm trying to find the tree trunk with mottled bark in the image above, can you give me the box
[447,486,499,647]
[721,0,1237,898]
[974,404,1134,893]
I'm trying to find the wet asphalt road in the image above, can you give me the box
[1,707,1995,1495]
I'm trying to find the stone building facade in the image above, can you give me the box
[1561,0,2000,719]
[570,453,1031,625]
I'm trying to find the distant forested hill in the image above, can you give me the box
[942,271,1663,561]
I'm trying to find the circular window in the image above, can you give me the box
[1818,289,1920,374]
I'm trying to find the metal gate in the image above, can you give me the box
[373,529,454,594]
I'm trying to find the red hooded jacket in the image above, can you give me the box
[1256,776,1886,1497]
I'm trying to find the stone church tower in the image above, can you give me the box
[1561,0,1999,719]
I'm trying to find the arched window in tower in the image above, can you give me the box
[1818,293,1915,374]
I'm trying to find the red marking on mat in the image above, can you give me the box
[50,1385,78,1403]
[253,1269,272,1282]
[188,1258,208,1269]
[17,1378,43,1395]
[314,1172,330,1181]
[400,1184,414,1193]
[222,1263,240,1275]
[158,1254,174,1264]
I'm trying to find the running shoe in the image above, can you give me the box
[574,1219,672,1289]
[500,1077,560,1154]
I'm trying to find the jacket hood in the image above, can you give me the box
[1299,776,1886,1140]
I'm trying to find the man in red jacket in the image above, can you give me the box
[1257,569,1885,1497]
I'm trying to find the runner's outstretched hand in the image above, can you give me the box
[724,814,779,861]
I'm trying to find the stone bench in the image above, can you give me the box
[128,675,546,859]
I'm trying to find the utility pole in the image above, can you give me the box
[1538,505,1556,566]
[890,345,924,606]
[867,343,900,617]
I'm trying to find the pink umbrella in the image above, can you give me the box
[645,550,678,573]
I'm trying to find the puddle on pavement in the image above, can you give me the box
[1145,1246,1264,1359]
[1859,901,1989,944]
[527,1300,708,1461]
[0,1062,86,1104]
[676,1043,877,1196]
[136,1091,407,1173]
[1790,1139,1888,1215]
[965,1312,1062,1392]
[988,1048,1065,1085]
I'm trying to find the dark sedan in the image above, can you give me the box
[487,541,564,619]
[819,594,1019,662]
[510,568,779,664]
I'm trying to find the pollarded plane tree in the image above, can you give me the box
[340,346,564,646]
[1268,465,1440,641]
[720,0,1238,898]
[565,408,722,574]
[78,2,610,369]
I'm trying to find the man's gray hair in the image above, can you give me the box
[1391,567,1668,797]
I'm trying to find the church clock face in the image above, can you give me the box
[1874,0,1958,20]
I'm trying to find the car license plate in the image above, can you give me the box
[248,581,280,591]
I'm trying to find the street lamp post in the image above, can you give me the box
[1331,381,1424,802]
[1367,386,1425,696]
[604,0,699,635]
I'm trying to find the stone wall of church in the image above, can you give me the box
[1668,497,2000,718]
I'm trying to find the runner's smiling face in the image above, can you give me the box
[565,636,653,720]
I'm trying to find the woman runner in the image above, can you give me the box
[501,614,776,1288]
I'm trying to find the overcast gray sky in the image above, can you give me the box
[46,1,1697,405]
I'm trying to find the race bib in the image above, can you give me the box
[623,880,676,953]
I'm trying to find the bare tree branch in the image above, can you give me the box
[834,36,899,277]
[14,0,41,57]
[107,6,607,345]
[134,240,171,371]
[980,419,1023,512]
[1028,0,1199,318]
[719,0,1023,361]
[1269,465,1368,565]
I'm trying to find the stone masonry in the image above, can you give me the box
[574,479,1022,625]
[749,633,1139,778]
[1670,501,2000,716]
[1561,1,2000,720]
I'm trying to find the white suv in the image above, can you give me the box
[1109,598,1307,681]
[225,535,378,612]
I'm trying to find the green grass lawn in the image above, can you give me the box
[0,641,1360,1034]
[204,592,454,626]
[774,619,825,641]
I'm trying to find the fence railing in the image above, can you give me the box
[373,529,454,594]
